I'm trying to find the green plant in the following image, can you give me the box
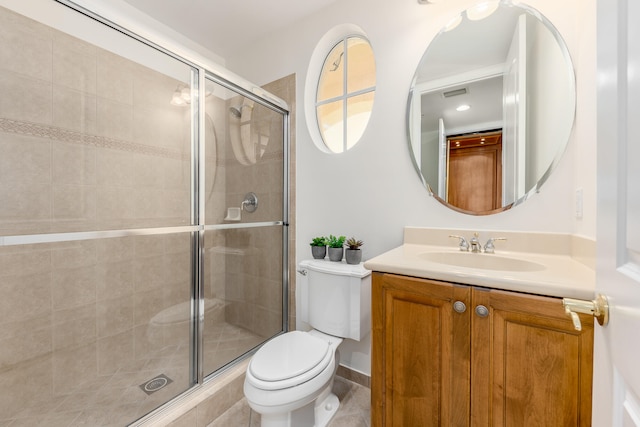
[327,235,346,248]
[346,237,364,250]
[310,236,328,247]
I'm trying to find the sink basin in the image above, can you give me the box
[418,251,546,272]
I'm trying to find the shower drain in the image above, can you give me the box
[139,374,173,395]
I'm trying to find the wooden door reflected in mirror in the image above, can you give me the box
[447,131,502,213]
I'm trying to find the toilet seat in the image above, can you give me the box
[247,331,334,391]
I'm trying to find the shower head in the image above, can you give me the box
[229,106,242,118]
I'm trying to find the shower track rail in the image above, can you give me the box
[0,222,286,247]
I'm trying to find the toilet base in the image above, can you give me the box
[314,391,339,427]
[257,389,339,427]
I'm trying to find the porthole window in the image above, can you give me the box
[307,28,376,153]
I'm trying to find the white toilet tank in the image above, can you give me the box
[298,260,371,341]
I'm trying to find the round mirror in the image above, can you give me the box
[407,1,576,215]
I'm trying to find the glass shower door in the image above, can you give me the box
[201,77,288,377]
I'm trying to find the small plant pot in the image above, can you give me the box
[311,246,326,259]
[328,247,344,262]
[345,249,362,265]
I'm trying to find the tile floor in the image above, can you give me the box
[1,322,264,427]
[207,376,371,427]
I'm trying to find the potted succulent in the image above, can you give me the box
[310,236,328,259]
[345,237,364,264]
[327,235,346,262]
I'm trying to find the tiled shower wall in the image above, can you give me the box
[0,3,292,424]
[0,5,193,424]
[0,7,192,235]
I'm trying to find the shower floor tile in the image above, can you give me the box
[1,322,264,427]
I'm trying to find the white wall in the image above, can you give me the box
[228,0,596,260]
[227,0,597,374]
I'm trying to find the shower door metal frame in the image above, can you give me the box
[196,70,291,386]
[44,0,292,423]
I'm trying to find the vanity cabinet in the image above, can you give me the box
[371,272,594,427]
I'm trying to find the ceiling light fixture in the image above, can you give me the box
[456,104,471,112]
[170,85,213,106]
[171,85,190,106]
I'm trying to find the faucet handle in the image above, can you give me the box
[449,235,469,252]
[483,237,507,254]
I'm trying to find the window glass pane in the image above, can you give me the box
[346,37,376,93]
[346,92,375,149]
[317,100,344,153]
[317,41,345,102]
[313,34,375,153]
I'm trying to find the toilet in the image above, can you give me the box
[243,259,371,427]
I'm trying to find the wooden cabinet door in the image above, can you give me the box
[372,273,471,427]
[472,288,594,427]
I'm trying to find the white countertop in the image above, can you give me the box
[364,243,595,300]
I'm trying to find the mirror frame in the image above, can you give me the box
[407,1,576,215]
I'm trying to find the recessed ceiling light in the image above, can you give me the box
[456,104,471,112]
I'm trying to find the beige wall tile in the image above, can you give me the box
[52,85,97,133]
[133,105,187,150]
[0,71,52,124]
[50,240,96,269]
[0,273,51,325]
[96,97,132,141]
[131,153,166,189]
[196,373,245,426]
[53,184,97,221]
[167,407,197,427]
[51,265,97,311]
[52,303,96,351]
[95,237,135,262]
[52,141,96,186]
[96,186,137,220]
[133,255,172,292]
[52,31,97,94]
[133,67,189,110]
[0,7,53,82]
[163,158,191,191]
[96,50,133,105]
[95,148,138,187]
[0,133,51,184]
[0,245,51,277]
[0,181,51,222]
[97,295,134,339]
[0,314,51,368]
[95,259,135,301]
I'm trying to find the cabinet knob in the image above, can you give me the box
[475,305,489,317]
[453,301,467,313]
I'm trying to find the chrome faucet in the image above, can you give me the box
[483,237,507,254]
[469,232,482,253]
[449,235,469,252]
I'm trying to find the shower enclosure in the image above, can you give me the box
[0,2,289,425]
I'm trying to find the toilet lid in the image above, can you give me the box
[249,331,331,384]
